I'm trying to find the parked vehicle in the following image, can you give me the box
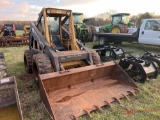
[24,8,139,120]
[94,19,160,45]
[0,24,28,47]
[64,12,96,43]
[99,13,134,33]
[23,25,30,36]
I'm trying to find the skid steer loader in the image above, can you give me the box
[24,8,139,120]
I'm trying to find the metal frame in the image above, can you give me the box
[119,55,158,83]
[29,8,93,71]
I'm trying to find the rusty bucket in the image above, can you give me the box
[39,61,139,120]
[0,76,23,120]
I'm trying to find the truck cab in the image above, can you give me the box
[138,19,160,45]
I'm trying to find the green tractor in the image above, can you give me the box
[99,13,134,33]
[65,12,96,44]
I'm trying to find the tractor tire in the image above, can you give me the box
[99,37,109,45]
[84,25,92,41]
[0,53,7,79]
[90,49,101,64]
[24,50,34,74]
[32,54,52,85]
[111,24,128,33]
[89,25,96,41]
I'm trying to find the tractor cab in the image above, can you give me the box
[111,13,134,28]
[64,12,89,43]
[73,12,84,24]
[112,13,130,25]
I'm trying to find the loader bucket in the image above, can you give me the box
[39,61,139,120]
[0,76,23,120]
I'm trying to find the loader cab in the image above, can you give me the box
[36,8,79,51]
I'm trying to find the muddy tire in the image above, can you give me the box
[24,50,34,74]
[84,25,92,41]
[32,54,52,85]
[90,49,101,64]
[89,25,96,41]
[111,24,128,33]
[0,53,7,79]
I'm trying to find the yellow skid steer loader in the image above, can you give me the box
[24,8,139,120]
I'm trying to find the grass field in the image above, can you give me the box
[0,38,160,120]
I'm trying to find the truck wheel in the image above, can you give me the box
[99,37,109,45]
[90,49,101,64]
[111,24,128,33]
[24,50,34,74]
[0,53,7,79]
[32,54,52,85]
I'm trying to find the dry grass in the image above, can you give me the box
[0,39,160,120]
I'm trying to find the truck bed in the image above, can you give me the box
[94,32,139,42]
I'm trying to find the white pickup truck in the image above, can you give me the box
[94,19,160,45]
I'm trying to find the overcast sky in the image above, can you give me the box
[1,0,160,20]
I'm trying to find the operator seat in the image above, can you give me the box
[52,36,66,51]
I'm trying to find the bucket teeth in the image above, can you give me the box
[113,97,121,104]
[68,84,72,89]
[127,91,136,96]
[122,94,130,101]
[91,78,94,83]
[104,101,112,108]
[83,110,93,118]
[94,105,102,112]
[135,88,142,93]
[70,115,77,120]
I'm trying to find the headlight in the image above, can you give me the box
[47,9,51,14]
[66,11,71,16]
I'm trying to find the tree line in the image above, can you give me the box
[84,12,160,27]
[0,12,160,30]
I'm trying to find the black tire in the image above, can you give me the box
[99,37,109,45]
[89,25,96,41]
[24,50,34,74]
[32,54,52,85]
[85,25,92,41]
[90,49,101,64]
[0,53,7,79]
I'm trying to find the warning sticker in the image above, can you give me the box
[0,78,10,83]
